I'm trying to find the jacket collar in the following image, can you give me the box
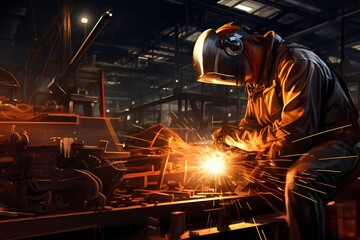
[254,31,284,89]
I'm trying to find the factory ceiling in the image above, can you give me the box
[1,0,360,99]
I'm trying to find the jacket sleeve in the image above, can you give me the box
[223,53,323,158]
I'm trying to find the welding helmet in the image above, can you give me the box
[192,28,247,86]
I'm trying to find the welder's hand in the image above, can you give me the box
[211,127,231,152]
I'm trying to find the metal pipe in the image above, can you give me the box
[63,10,112,80]
[60,0,71,73]
[48,10,112,94]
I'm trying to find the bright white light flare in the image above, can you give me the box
[81,17,88,24]
[201,153,226,176]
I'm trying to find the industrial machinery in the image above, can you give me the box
[0,107,285,239]
[0,11,128,213]
[0,10,286,240]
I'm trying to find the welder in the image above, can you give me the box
[192,22,360,240]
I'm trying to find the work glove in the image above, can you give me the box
[211,127,231,152]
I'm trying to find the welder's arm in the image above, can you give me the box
[212,99,277,154]
[266,57,322,159]
[219,57,322,159]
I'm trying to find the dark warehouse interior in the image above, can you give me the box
[0,0,360,239]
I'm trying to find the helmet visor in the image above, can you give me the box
[193,29,245,86]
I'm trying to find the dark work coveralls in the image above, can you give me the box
[219,31,360,239]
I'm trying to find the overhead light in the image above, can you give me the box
[153,49,175,57]
[185,31,202,42]
[143,54,170,63]
[217,0,241,7]
[161,27,175,36]
[351,43,360,50]
[159,44,176,51]
[177,25,197,39]
[234,0,264,13]
[106,80,121,85]
[235,4,252,12]
[328,56,341,64]
[253,6,280,18]
[81,17,88,24]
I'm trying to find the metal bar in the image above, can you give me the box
[286,8,360,39]
[63,11,112,80]
[47,11,112,95]
[119,92,240,115]
[0,193,283,239]
[60,0,71,73]
[0,212,99,240]
[99,70,106,117]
